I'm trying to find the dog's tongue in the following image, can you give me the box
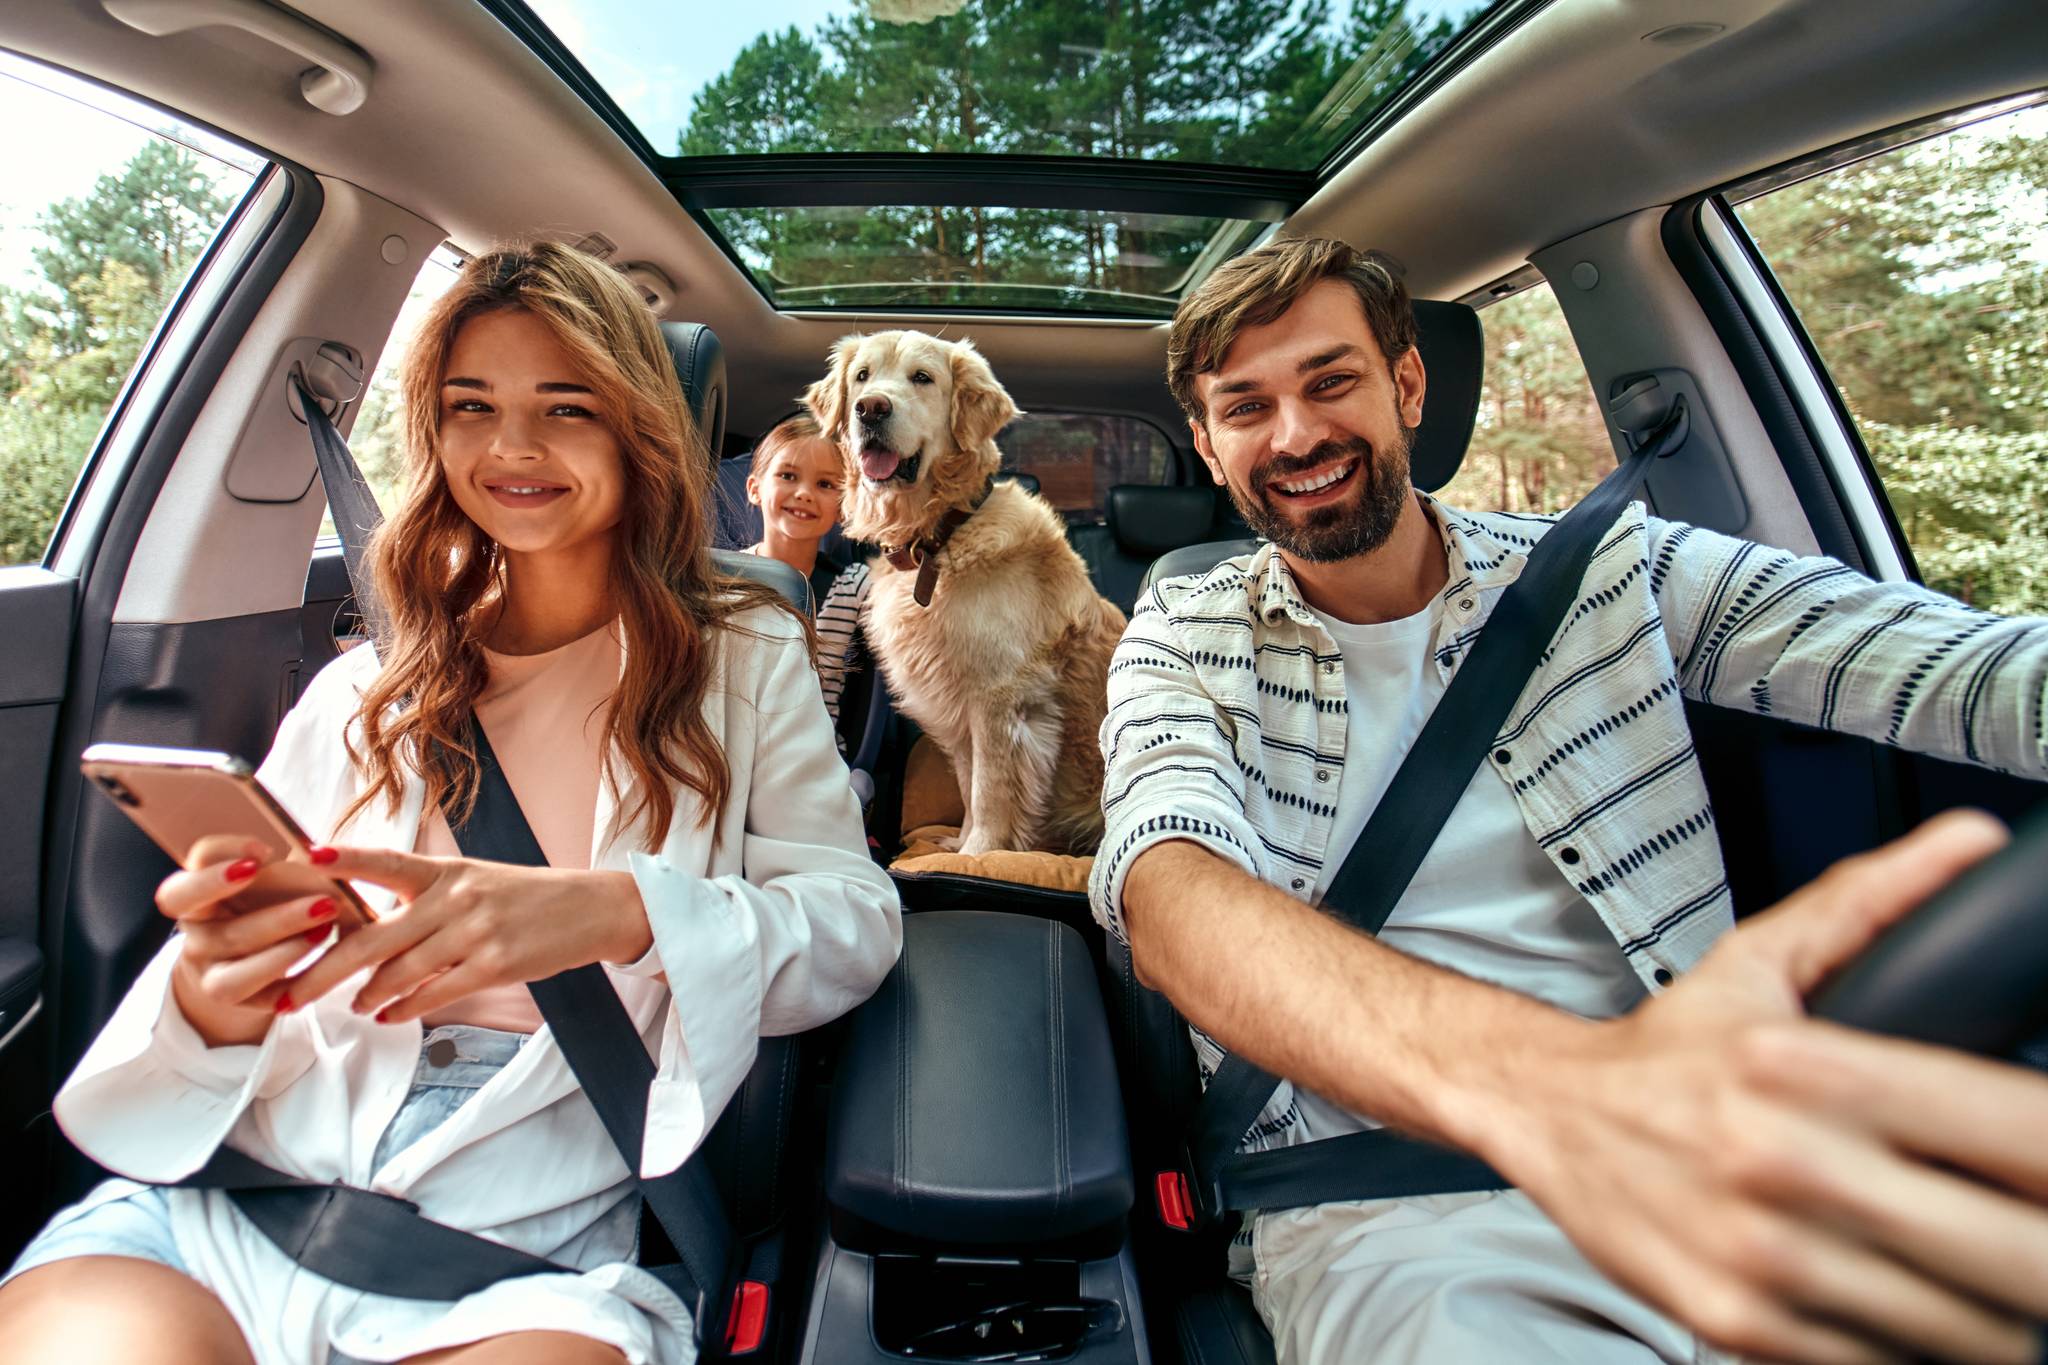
[860,448,901,481]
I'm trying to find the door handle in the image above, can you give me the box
[102,0,373,116]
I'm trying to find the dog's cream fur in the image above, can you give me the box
[805,331,1125,856]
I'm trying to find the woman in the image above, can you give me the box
[0,243,901,1365]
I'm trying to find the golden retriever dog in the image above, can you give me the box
[804,331,1125,856]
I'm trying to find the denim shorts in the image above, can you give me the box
[4,1024,629,1317]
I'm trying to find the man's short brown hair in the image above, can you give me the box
[1167,237,1416,422]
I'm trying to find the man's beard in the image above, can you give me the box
[1225,429,1415,564]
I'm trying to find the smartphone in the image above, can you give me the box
[80,742,374,930]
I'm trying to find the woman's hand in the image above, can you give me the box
[162,835,344,1047]
[283,848,655,1022]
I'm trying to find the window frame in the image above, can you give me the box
[0,52,283,576]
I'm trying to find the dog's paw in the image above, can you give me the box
[927,832,964,852]
[956,831,1001,857]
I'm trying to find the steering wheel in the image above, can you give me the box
[1808,805,2048,1058]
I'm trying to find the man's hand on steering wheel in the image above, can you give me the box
[1497,810,2048,1365]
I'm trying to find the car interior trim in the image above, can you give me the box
[1696,201,1909,582]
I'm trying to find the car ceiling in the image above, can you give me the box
[6,0,2046,438]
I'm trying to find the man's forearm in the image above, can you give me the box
[1123,838,1601,1159]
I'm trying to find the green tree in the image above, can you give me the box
[1440,282,1612,516]
[0,141,238,564]
[1738,110,2048,610]
[675,0,1477,309]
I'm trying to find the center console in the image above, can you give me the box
[799,911,1148,1363]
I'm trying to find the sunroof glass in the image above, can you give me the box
[707,204,1266,314]
[526,0,1495,172]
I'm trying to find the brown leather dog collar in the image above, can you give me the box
[881,479,995,608]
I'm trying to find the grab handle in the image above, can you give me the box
[102,0,373,115]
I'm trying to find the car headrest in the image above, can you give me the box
[1409,299,1481,493]
[1142,538,1257,597]
[710,546,811,615]
[659,322,728,460]
[995,470,1040,496]
[1108,485,1221,558]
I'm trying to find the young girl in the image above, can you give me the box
[0,243,901,1365]
[744,415,871,739]
[743,414,847,609]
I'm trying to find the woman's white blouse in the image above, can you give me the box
[49,605,902,1365]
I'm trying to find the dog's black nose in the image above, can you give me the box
[855,394,892,424]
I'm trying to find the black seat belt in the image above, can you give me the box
[155,380,758,1349]
[1173,397,1691,1230]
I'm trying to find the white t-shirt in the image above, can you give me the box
[1296,600,1646,1141]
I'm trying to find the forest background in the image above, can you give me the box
[1,0,2042,612]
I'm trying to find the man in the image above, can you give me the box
[1090,236,2048,1365]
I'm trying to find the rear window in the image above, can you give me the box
[997,413,1176,523]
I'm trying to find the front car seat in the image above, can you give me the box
[1112,299,1484,1365]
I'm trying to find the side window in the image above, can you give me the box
[1437,280,1613,516]
[997,413,1175,523]
[321,244,463,536]
[0,56,262,566]
[1734,104,2047,614]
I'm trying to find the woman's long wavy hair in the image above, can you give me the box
[345,240,796,849]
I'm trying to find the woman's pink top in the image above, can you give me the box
[417,621,623,1031]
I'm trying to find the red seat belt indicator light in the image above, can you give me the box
[1155,1170,1194,1231]
[725,1280,770,1355]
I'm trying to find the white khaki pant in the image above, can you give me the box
[1248,1189,1738,1365]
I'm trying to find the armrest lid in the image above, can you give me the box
[827,911,1133,1245]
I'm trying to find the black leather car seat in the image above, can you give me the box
[1112,300,1485,1365]
[659,323,814,1352]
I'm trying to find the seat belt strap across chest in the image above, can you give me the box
[1180,398,1690,1225]
[267,382,753,1350]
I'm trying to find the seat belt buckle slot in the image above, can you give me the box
[724,1279,770,1355]
[1157,1148,1224,1233]
[1154,1169,1194,1231]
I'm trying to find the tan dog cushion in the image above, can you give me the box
[890,738,1092,894]
[898,735,966,833]
[895,825,1094,895]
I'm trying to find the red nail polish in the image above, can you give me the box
[275,993,295,1014]
[304,927,329,944]
[308,897,336,921]
[309,846,339,866]
[225,858,261,883]
[375,1009,390,1024]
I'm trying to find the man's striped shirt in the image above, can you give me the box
[1088,493,2048,1153]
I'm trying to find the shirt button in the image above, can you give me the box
[1653,967,1675,987]
[1315,769,1331,783]
[1559,846,1581,865]
[1290,878,1306,891]
[1459,598,1475,612]
[1321,662,1336,675]
[1493,748,1512,766]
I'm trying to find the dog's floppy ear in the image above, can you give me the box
[802,335,861,439]
[949,339,1020,453]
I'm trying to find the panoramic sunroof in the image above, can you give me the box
[509,0,1504,313]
